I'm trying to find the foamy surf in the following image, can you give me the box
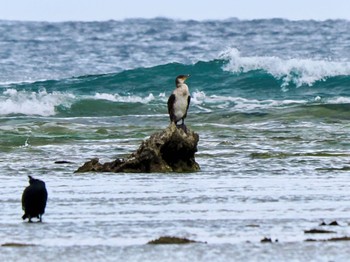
[221,48,350,88]
[94,93,156,103]
[0,88,75,116]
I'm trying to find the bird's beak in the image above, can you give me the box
[184,74,190,80]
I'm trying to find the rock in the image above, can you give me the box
[245,224,260,228]
[304,238,317,242]
[260,237,278,243]
[305,236,350,242]
[326,236,350,241]
[147,236,200,245]
[54,160,73,164]
[319,220,339,226]
[260,237,272,243]
[1,242,35,247]
[75,124,200,173]
[304,229,336,234]
[329,221,340,226]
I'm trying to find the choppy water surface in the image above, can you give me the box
[1,18,350,261]
[2,170,350,261]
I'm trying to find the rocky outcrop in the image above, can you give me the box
[147,236,201,244]
[75,124,200,173]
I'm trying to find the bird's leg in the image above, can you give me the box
[28,216,33,223]
[170,118,177,126]
[180,119,188,133]
[39,215,42,223]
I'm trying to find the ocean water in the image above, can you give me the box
[1,18,350,261]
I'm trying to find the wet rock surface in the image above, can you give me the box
[147,236,201,245]
[75,124,200,173]
[304,229,336,234]
[1,242,36,247]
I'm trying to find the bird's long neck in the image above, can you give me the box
[176,83,189,93]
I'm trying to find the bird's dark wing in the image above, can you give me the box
[183,95,191,119]
[167,94,176,122]
[36,182,48,212]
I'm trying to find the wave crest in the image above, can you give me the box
[0,88,75,116]
[94,92,156,103]
[220,48,350,88]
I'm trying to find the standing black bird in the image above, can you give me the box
[167,75,191,127]
[22,176,48,223]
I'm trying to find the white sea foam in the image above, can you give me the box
[191,90,306,111]
[0,88,75,116]
[94,93,155,103]
[192,90,350,113]
[327,96,350,104]
[93,93,117,101]
[221,48,350,88]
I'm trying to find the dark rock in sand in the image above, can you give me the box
[305,238,318,242]
[326,236,350,241]
[1,242,35,247]
[54,160,73,164]
[147,236,200,245]
[75,124,200,173]
[304,229,336,234]
[260,237,278,243]
[329,221,340,226]
[319,220,339,226]
[245,224,260,228]
[305,236,350,242]
[260,237,272,243]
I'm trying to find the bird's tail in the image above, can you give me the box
[22,214,27,220]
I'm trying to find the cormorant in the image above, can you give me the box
[22,176,48,223]
[167,74,191,129]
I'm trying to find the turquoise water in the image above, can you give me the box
[1,18,350,261]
